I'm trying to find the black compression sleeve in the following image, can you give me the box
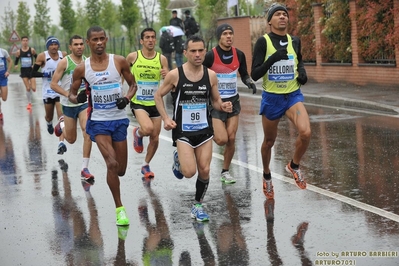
[14,57,20,65]
[31,64,44,77]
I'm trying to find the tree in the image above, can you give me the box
[74,2,89,40]
[120,0,140,51]
[158,0,170,26]
[33,0,51,42]
[100,0,117,38]
[139,0,157,28]
[16,1,31,38]
[86,0,102,26]
[0,2,17,44]
[59,0,76,38]
[357,0,396,63]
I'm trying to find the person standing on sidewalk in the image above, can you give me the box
[68,26,137,226]
[0,47,12,123]
[50,35,95,182]
[170,10,184,67]
[14,36,37,110]
[203,23,257,184]
[30,36,68,155]
[251,3,310,199]
[126,28,169,179]
[154,35,233,222]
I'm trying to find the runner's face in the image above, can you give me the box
[270,10,288,32]
[86,31,107,55]
[21,38,29,48]
[184,41,206,66]
[141,31,156,51]
[219,30,234,49]
[69,39,84,57]
[48,43,59,54]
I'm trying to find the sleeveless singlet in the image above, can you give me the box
[84,54,126,121]
[209,47,240,99]
[171,66,213,140]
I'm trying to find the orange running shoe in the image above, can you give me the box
[133,127,143,153]
[263,178,274,199]
[26,103,32,110]
[141,165,154,179]
[285,162,307,189]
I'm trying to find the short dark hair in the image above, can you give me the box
[172,10,177,14]
[140,28,156,39]
[21,36,29,40]
[184,10,190,15]
[184,35,204,50]
[86,26,105,39]
[69,35,83,45]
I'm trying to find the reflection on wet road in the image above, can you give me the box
[1,77,399,265]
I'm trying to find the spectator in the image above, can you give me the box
[170,10,184,30]
[183,10,199,38]
[159,29,175,70]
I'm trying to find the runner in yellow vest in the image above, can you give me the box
[126,28,169,179]
[251,3,310,199]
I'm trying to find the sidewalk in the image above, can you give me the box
[238,80,399,116]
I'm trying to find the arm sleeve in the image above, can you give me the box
[236,49,251,83]
[31,63,44,77]
[14,56,20,65]
[202,51,214,68]
[251,37,275,81]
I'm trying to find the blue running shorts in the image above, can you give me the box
[86,118,129,142]
[62,103,88,119]
[0,76,8,86]
[259,89,304,120]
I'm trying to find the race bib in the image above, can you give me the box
[217,73,237,97]
[182,103,208,131]
[268,54,295,81]
[136,81,159,101]
[21,57,31,67]
[92,83,121,109]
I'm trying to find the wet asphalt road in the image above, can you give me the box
[1,75,399,266]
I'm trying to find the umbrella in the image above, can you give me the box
[160,26,185,37]
[166,0,196,10]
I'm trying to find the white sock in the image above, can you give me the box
[82,158,90,169]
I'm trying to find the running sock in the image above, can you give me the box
[221,169,228,174]
[142,161,149,167]
[195,176,209,202]
[26,91,32,103]
[82,158,90,169]
[290,160,299,169]
[47,121,52,126]
[263,172,271,180]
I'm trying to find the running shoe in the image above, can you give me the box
[263,178,274,199]
[285,162,307,189]
[26,103,32,110]
[118,225,130,240]
[133,127,143,153]
[264,199,275,223]
[57,142,67,155]
[172,150,184,179]
[291,222,309,246]
[220,171,236,184]
[141,165,154,179]
[47,123,54,135]
[116,206,130,226]
[81,168,94,181]
[191,203,210,222]
[54,116,64,137]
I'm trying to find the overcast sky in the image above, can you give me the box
[0,0,120,27]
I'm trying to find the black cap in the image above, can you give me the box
[184,10,190,15]
[216,24,234,40]
[267,3,289,22]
